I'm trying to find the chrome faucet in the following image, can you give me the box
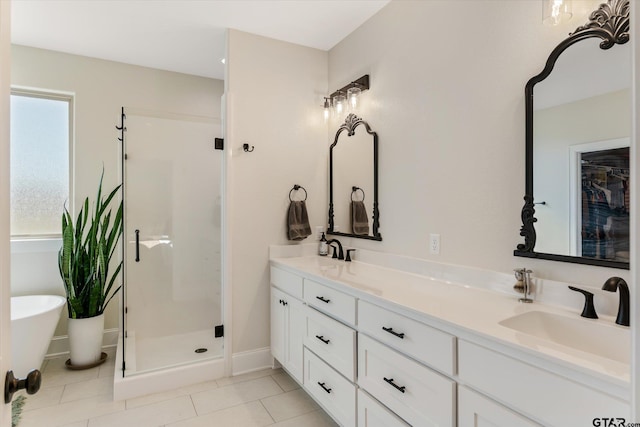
[602,277,629,326]
[327,239,344,260]
[513,268,533,303]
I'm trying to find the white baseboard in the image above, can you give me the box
[232,347,272,376]
[46,328,119,358]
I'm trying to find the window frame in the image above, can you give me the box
[9,87,74,239]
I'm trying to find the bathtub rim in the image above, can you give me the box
[10,294,67,321]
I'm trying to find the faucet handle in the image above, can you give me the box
[568,286,598,319]
[345,249,356,262]
[330,245,338,259]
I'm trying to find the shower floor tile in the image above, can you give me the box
[15,351,338,427]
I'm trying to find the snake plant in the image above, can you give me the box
[58,172,123,319]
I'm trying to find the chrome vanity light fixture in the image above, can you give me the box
[543,0,572,26]
[323,74,370,120]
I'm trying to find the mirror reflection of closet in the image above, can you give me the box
[576,145,629,262]
[328,114,381,241]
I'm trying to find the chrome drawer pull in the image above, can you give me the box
[315,335,330,344]
[316,296,331,304]
[383,377,406,394]
[382,326,405,339]
[318,382,332,394]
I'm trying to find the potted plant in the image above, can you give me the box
[58,172,123,368]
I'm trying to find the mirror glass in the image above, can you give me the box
[328,114,381,241]
[516,0,631,269]
[533,39,631,264]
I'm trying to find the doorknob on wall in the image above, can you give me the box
[4,370,41,403]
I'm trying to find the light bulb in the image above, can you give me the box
[323,98,331,122]
[333,93,346,116]
[347,87,361,110]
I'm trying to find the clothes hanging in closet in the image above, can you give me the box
[581,172,629,261]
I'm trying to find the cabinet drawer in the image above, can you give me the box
[458,340,630,427]
[304,348,356,427]
[358,334,455,427]
[305,306,357,381]
[458,386,540,427]
[359,300,456,375]
[358,389,409,427]
[304,279,356,326]
[270,267,303,299]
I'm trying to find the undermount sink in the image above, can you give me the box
[499,311,629,364]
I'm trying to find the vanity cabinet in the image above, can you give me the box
[270,268,304,384]
[270,260,630,427]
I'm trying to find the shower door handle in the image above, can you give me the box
[135,229,140,262]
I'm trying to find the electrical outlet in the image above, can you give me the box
[429,234,440,255]
[315,226,324,240]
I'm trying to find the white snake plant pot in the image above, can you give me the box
[68,314,104,367]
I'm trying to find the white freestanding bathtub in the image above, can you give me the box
[11,295,66,378]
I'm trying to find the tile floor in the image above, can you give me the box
[15,348,338,427]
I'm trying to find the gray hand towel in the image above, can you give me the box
[287,200,312,241]
[351,201,369,235]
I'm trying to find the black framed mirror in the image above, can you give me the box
[328,113,381,241]
[514,0,630,269]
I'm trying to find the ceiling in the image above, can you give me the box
[11,0,390,80]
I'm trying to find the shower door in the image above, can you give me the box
[123,111,223,376]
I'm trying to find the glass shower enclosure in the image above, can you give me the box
[121,110,223,376]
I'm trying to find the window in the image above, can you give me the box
[10,90,72,237]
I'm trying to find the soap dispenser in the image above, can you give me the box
[319,232,328,256]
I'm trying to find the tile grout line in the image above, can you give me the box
[270,373,286,393]
[188,393,199,418]
[258,399,277,425]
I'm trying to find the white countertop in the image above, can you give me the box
[270,255,631,392]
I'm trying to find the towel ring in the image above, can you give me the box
[351,186,365,202]
[289,184,307,202]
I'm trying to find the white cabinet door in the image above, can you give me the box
[270,285,303,384]
[458,386,541,427]
[286,295,304,383]
[270,286,286,365]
